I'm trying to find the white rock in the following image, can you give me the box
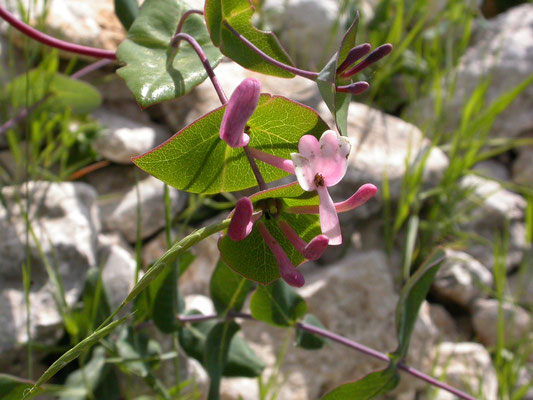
[512,133,533,187]
[432,250,493,307]
[0,182,99,365]
[101,175,186,242]
[428,304,460,341]
[92,109,171,164]
[472,299,531,347]
[318,102,449,217]
[261,0,346,69]
[508,269,533,308]
[240,250,440,399]
[411,4,533,138]
[184,294,215,316]
[473,159,510,181]
[429,342,497,400]
[97,233,137,310]
[160,60,322,131]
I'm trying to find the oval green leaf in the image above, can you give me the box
[133,94,329,194]
[204,0,295,78]
[321,367,400,400]
[116,0,223,108]
[210,259,252,314]
[250,280,307,327]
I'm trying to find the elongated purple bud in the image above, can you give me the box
[336,81,369,95]
[278,220,329,260]
[257,221,305,287]
[228,197,255,241]
[336,43,372,75]
[220,78,261,148]
[341,43,393,79]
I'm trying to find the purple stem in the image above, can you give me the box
[247,147,295,174]
[71,59,113,79]
[176,312,476,400]
[296,321,476,400]
[171,32,228,104]
[175,9,204,36]
[0,6,116,59]
[243,146,267,191]
[222,20,318,81]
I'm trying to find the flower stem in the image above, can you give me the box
[171,32,228,104]
[175,9,204,36]
[0,6,116,59]
[247,147,295,174]
[176,312,476,400]
[222,20,318,81]
[243,146,267,191]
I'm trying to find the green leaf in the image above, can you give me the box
[205,321,240,400]
[5,70,102,114]
[150,261,181,333]
[115,327,161,377]
[250,280,307,327]
[133,94,328,194]
[204,0,294,78]
[210,259,252,314]
[0,375,42,399]
[393,248,446,360]
[114,0,139,30]
[321,367,400,400]
[296,314,327,350]
[218,211,321,285]
[179,313,265,378]
[60,347,119,400]
[317,14,359,136]
[25,315,130,398]
[116,0,224,108]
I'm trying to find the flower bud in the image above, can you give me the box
[341,43,393,79]
[337,43,371,75]
[220,78,261,148]
[228,197,255,241]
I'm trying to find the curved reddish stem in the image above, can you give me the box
[171,32,227,104]
[0,6,116,59]
[175,9,204,35]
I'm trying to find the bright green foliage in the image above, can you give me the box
[205,321,240,400]
[250,181,319,208]
[179,313,265,378]
[133,94,328,194]
[321,367,400,400]
[149,262,183,333]
[317,14,359,136]
[209,259,252,314]
[204,0,295,77]
[60,347,120,400]
[393,248,446,360]
[218,211,320,285]
[0,375,42,400]
[115,327,162,377]
[250,280,307,326]
[116,0,223,108]
[114,0,139,30]
[5,70,101,114]
[296,314,327,350]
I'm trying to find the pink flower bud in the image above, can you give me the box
[220,78,261,148]
[228,197,255,241]
[336,81,370,95]
[337,43,371,75]
[341,43,392,79]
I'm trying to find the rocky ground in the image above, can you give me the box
[0,1,532,399]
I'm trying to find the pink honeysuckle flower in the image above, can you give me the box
[290,130,352,245]
[256,221,305,288]
[219,78,261,148]
[225,196,330,287]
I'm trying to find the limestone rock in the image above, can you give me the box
[459,175,528,269]
[318,102,449,218]
[97,233,136,310]
[512,132,533,187]
[429,342,497,400]
[508,267,533,308]
[472,299,531,347]
[261,0,346,69]
[0,181,100,366]
[432,250,493,307]
[92,109,171,164]
[87,164,187,242]
[240,250,440,399]
[411,4,533,139]
[429,304,461,341]
[473,159,510,181]
[160,60,322,131]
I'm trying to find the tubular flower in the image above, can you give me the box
[219,78,261,148]
[225,197,330,288]
[290,130,352,245]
